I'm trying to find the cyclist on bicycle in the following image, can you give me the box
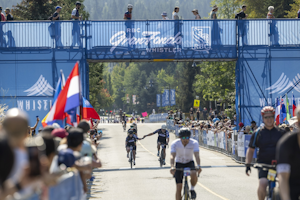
[276,105,300,200]
[126,129,143,165]
[144,125,169,165]
[122,113,127,129]
[245,106,285,200]
[119,109,123,123]
[170,128,201,200]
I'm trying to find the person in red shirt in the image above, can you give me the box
[0,7,6,21]
[124,4,133,20]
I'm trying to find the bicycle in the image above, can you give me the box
[123,121,126,132]
[251,161,281,200]
[159,143,167,167]
[175,168,198,200]
[128,146,134,168]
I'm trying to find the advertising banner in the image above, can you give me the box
[202,130,207,145]
[162,93,165,107]
[164,89,170,106]
[170,89,176,106]
[149,113,168,122]
[156,94,161,107]
[244,135,257,158]
[193,99,200,108]
[237,132,245,157]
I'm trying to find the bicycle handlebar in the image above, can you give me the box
[249,163,276,170]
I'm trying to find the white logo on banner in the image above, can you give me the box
[192,27,211,51]
[266,73,300,94]
[85,99,90,106]
[109,30,182,52]
[24,75,55,96]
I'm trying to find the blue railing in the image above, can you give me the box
[1,19,300,59]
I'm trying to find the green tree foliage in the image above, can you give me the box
[84,0,211,20]
[89,63,113,112]
[11,0,89,20]
[193,61,235,104]
[211,0,241,19]
[285,0,300,18]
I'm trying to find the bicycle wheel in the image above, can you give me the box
[130,150,133,169]
[184,178,189,200]
[160,149,164,168]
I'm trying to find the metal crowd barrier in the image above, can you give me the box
[170,122,257,164]
[22,171,85,200]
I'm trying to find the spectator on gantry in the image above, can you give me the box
[71,1,82,20]
[5,8,13,21]
[172,6,180,20]
[267,6,275,19]
[192,9,201,19]
[235,5,247,19]
[124,4,133,20]
[51,6,62,20]
[210,5,218,19]
[161,11,169,20]
[0,7,6,21]
[298,5,300,18]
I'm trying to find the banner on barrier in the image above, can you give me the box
[202,130,207,145]
[244,135,257,158]
[237,132,245,157]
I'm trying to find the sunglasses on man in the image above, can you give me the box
[263,116,274,119]
[181,136,190,140]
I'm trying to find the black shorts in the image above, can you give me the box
[126,145,136,151]
[258,168,268,179]
[175,161,195,184]
[157,138,167,145]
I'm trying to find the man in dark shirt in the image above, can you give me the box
[52,6,62,20]
[124,4,133,20]
[276,106,300,200]
[245,106,284,200]
[5,8,13,21]
[235,5,247,19]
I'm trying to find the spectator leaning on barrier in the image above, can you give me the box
[0,7,6,21]
[267,6,275,19]
[235,5,247,19]
[161,11,169,20]
[210,5,218,19]
[5,8,13,21]
[190,107,194,121]
[250,121,258,131]
[172,6,180,20]
[71,1,82,20]
[124,4,133,20]
[192,9,201,19]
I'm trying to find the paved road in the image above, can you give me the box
[87,123,259,200]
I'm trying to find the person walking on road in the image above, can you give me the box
[170,128,201,200]
[245,106,285,200]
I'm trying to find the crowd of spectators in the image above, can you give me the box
[2,2,299,22]
[167,107,298,139]
[0,108,102,199]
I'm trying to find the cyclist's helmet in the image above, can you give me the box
[161,125,167,130]
[261,106,275,116]
[127,4,133,9]
[76,1,81,5]
[178,128,191,138]
[128,129,134,135]
[132,122,136,125]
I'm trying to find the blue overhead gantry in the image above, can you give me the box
[0,19,299,125]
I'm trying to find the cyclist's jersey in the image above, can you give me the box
[153,129,169,142]
[171,138,199,164]
[276,132,300,196]
[126,135,138,146]
[123,116,127,122]
[249,127,284,164]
